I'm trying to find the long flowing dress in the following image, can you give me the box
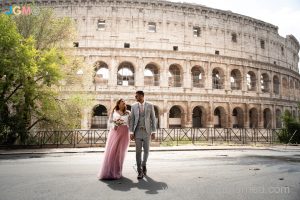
[97,111,130,180]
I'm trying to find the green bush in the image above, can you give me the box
[277,110,300,144]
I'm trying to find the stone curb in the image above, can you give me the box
[0,145,299,155]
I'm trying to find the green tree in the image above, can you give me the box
[0,9,86,145]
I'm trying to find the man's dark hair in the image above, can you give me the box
[136,90,144,96]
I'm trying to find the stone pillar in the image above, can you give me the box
[244,104,249,128]
[271,104,275,129]
[207,101,214,128]
[258,104,264,128]
[185,101,192,127]
[206,62,212,90]
[162,99,168,128]
[109,56,117,87]
[269,71,273,97]
[257,69,261,95]
[183,59,192,89]
[135,57,144,87]
[228,103,232,128]
[160,58,169,88]
[224,64,230,91]
[242,66,247,92]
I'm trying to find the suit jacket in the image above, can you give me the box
[129,101,157,134]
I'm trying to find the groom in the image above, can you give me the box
[129,91,156,179]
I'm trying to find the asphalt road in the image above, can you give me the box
[0,149,299,200]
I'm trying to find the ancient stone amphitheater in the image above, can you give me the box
[5,0,300,130]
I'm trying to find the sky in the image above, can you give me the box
[169,0,300,67]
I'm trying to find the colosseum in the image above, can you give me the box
[4,0,300,130]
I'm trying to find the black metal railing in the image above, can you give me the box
[0,128,281,148]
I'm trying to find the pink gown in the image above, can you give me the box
[97,111,130,180]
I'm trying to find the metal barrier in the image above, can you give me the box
[0,128,280,148]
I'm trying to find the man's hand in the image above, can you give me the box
[151,133,155,140]
[130,133,135,141]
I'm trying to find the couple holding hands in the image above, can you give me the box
[97,91,156,180]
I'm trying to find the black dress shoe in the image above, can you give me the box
[142,166,147,176]
[137,171,144,179]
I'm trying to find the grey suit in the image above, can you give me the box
[129,101,156,171]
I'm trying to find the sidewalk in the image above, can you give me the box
[0,144,299,155]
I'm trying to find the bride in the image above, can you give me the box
[97,99,130,180]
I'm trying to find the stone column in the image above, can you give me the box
[160,58,169,88]
[258,104,264,128]
[185,101,192,127]
[228,103,232,128]
[183,59,192,89]
[109,56,117,87]
[257,69,261,95]
[206,62,212,90]
[162,99,168,128]
[135,57,144,87]
[224,64,230,91]
[244,103,249,128]
[207,101,214,128]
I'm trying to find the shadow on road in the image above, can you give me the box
[100,176,168,194]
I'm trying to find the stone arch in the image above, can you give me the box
[91,104,108,129]
[249,107,258,128]
[93,61,109,84]
[144,63,160,86]
[168,64,183,87]
[192,106,206,128]
[117,61,135,86]
[191,65,205,88]
[212,67,225,89]
[261,73,270,93]
[232,107,244,128]
[230,69,242,90]
[263,108,272,128]
[214,106,226,128]
[247,71,256,91]
[169,105,184,128]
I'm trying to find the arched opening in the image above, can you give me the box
[91,105,108,129]
[168,64,182,87]
[249,108,258,128]
[214,107,226,128]
[212,68,224,89]
[144,63,160,86]
[117,62,135,86]
[94,61,109,85]
[169,106,182,128]
[192,106,206,128]
[247,71,256,91]
[232,107,244,128]
[191,66,205,88]
[261,73,270,93]
[273,75,280,95]
[275,109,282,128]
[263,108,272,128]
[230,69,242,90]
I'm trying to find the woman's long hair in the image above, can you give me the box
[112,99,127,113]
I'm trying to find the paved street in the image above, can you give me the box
[0,148,299,200]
